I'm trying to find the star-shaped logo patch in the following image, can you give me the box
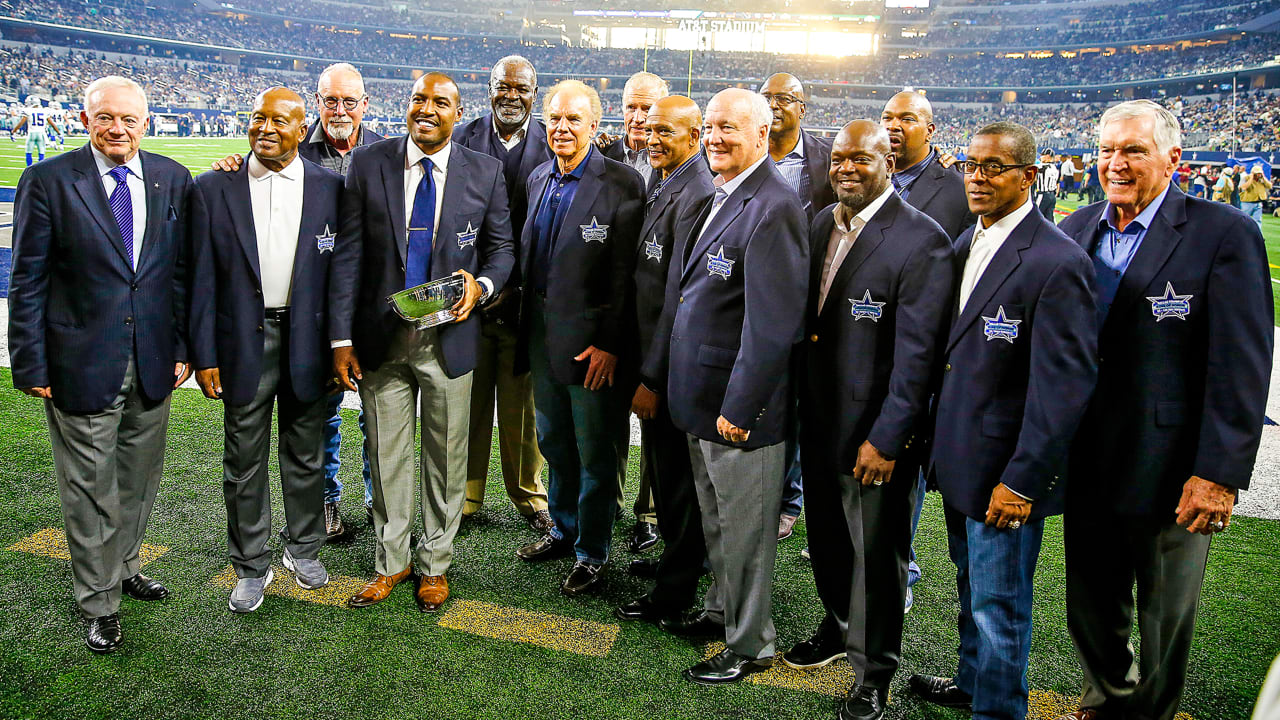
[315,224,335,253]
[982,305,1022,343]
[644,234,663,262]
[706,247,735,279]
[1146,282,1192,321]
[580,216,609,243]
[849,290,886,322]
[456,221,478,249]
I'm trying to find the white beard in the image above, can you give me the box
[325,121,355,141]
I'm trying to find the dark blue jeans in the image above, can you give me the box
[527,297,624,565]
[907,472,926,587]
[321,393,372,506]
[944,504,1045,720]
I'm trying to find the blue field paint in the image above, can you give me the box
[0,187,14,203]
[0,246,9,298]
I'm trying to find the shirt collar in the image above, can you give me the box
[718,152,770,198]
[833,184,894,232]
[91,145,143,181]
[782,133,805,160]
[554,145,593,181]
[247,152,304,182]
[491,113,530,141]
[976,198,1036,242]
[893,147,935,187]
[1100,183,1171,235]
[406,138,452,173]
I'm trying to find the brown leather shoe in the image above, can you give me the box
[1056,711,1105,720]
[415,574,449,612]
[347,567,412,608]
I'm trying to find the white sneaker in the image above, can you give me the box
[228,568,274,613]
[283,548,329,590]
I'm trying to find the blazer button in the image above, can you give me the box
[255,288,262,295]
[124,316,133,325]
[679,296,684,303]
[131,283,139,291]
[810,334,818,342]
[944,363,952,372]
[257,325,264,333]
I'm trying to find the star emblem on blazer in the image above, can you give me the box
[315,225,335,253]
[1146,282,1192,321]
[644,234,663,262]
[580,216,609,243]
[982,305,1021,343]
[456,221,478,249]
[849,290,886,322]
[706,247,735,279]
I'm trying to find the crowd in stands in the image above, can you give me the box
[220,0,524,36]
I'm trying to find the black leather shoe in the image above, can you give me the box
[122,573,169,602]
[85,613,122,653]
[615,594,676,623]
[627,521,658,553]
[516,534,573,562]
[628,557,659,578]
[781,628,845,669]
[683,648,773,685]
[839,685,885,720]
[560,561,605,596]
[660,609,725,639]
[908,674,972,709]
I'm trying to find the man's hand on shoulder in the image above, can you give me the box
[211,154,244,172]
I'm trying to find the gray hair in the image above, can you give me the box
[624,71,669,98]
[543,80,602,124]
[974,121,1038,165]
[317,63,364,93]
[1098,99,1182,153]
[490,55,536,87]
[746,92,772,132]
[83,76,147,115]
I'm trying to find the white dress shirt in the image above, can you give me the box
[699,152,771,239]
[818,184,894,312]
[247,153,305,308]
[91,145,146,270]
[404,139,493,299]
[958,199,1035,313]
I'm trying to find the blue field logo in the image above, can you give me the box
[580,216,609,243]
[316,225,335,253]
[849,290,885,322]
[982,305,1022,343]
[1146,282,1192,321]
[706,247,735,279]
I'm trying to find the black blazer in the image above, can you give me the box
[636,159,716,392]
[188,158,344,406]
[799,130,836,221]
[515,148,646,384]
[329,137,516,377]
[8,144,192,413]
[902,155,976,242]
[453,114,552,244]
[664,159,810,449]
[799,192,954,474]
[1059,188,1273,516]
[931,208,1097,521]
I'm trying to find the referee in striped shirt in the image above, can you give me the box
[1035,148,1061,222]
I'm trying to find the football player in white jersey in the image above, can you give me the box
[11,97,64,166]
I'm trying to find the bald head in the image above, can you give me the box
[316,63,367,144]
[830,119,894,214]
[881,91,935,170]
[249,86,308,170]
[645,95,703,176]
[760,72,807,138]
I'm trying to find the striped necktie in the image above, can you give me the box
[107,165,134,269]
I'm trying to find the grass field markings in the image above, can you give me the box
[210,563,367,607]
[6,527,169,566]
[1026,689,1193,720]
[702,641,855,697]
[437,599,619,657]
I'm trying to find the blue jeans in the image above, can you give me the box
[1242,201,1263,228]
[944,504,1045,720]
[780,416,803,517]
[906,472,926,587]
[321,393,373,506]
[528,297,624,565]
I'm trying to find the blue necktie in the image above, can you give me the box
[107,165,134,269]
[405,157,435,289]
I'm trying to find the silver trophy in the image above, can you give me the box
[387,275,467,329]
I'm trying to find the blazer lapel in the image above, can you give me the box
[554,154,603,260]
[222,167,261,286]
[290,164,323,296]
[946,214,1035,352]
[904,161,944,212]
[522,164,554,283]
[823,215,889,317]
[381,139,409,268]
[432,148,469,276]
[638,179,679,254]
[681,188,747,284]
[135,151,166,272]
[1104,190,1186,328]
[71,146,131,269]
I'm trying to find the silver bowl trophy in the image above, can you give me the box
[387,275,467,329]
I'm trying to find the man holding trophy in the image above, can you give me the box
[330,72,515,613]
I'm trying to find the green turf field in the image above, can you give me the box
[0,368,1276,720]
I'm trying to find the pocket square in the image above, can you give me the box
[167,205,179,221]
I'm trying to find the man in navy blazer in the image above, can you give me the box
[189,88,343,612]
[1054,101,1272,720]
[330,72,515,613]
[613,95,714,626]
[910,122,1097,720]
[660,88,809,685]
[511,80,645,598]
[791,121,954,720]
[452,55,554,533]
[881,91,975,242]
[8,76,193,652]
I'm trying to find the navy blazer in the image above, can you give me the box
[515,149,646,384]
[798,130,837,222]
[664,159,810,449]
[297,121,386,167]
[329,137,516,377]
[931,207,1098,521]
[636,159,716,392]
[8,144,192,414]
[1059,188,1272,515]
[453,114,552,244]
[903,155,976,242]
[187,158,344,406]
[799,193,954,474]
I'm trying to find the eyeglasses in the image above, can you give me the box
[960,160,1033,177]
[318,94,366,111]
[761,93,804,109]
